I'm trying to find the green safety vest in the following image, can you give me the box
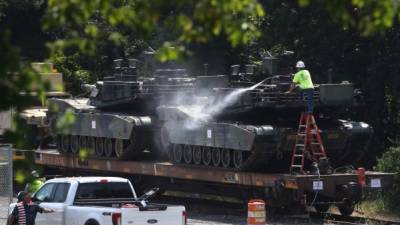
[29,179,44,193]
[293,69,314,90]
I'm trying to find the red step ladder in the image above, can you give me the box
[290,112,328,174]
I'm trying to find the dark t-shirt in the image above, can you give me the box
[12,203,44,225]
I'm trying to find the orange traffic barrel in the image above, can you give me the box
[247,199,266,225]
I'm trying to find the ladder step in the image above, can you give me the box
[299,125,307,128]
[298,133,306,136]
[313,153,325,155]
[296,144,305,147]
[294,154,303,157]
[311,142,321,145]
[291,165,302,168]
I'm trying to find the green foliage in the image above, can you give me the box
[298,0,400,36]
[55,108,75,134]
[375,146,400,208]
[43,0,265,61]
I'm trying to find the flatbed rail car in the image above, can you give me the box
[35,150,394,216]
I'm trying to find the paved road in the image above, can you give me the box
[0,196,319,225]
[0,197,12,225]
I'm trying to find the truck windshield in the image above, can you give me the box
[76,182,134,199]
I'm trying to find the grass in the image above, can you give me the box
[357,197,400,221]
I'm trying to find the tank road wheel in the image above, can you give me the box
[173,144,183,163]
[104,138,113,157]
[168,146,174,161]
[56,135,62,152]
[233,151,243,169]
[183,145,193,164]
[221,149,231,168]
[61,135,70,153]
[193,146,202,165]
[79,136,88,152]
[212,148,221,167]
[202,147,212,166]
[95,137,105,157]
[70,135,80,155]
[115,139,125,158]
[87,137,96,156]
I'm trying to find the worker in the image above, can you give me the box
[7,191,54,225]
[24,171,44,194]
[285,61,314,113]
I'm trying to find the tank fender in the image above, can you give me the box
[164,121,256,151]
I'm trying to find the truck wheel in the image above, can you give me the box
[221,149,231,168]
[84,219,99,225]
[202,147,212,166]
[95,137,104,157]
[212,148,221,167]
[183,145,193,164]
[70,135,79,154]
[104,138,113,157]
[193,146,202,165]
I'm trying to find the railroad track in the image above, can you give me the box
[308,211,400,225]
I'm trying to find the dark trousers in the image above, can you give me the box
[299,88,314,113]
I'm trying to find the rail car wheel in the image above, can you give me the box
[193,146,202,165]
[173,144,183,163]
[202,147,212,166]
[61,135,70,153]
[212,148,221,167]
[104,138,113,157]
[315,204,330,213]
[70,135,79,154]
[95,137,104,157]
[221,149,231,168]
[167,146,174,161]
[233,151,243,169]
[87,137,96,155]
[338,199,355,216]
[183,145,193,164]
[115,139,125,158]
[79,136,88,152]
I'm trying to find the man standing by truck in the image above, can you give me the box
[285,61,315,113]
[7,191,54,225]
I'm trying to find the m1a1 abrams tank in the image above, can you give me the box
[48,57,196,159]
[157,52,372,172]
[0,62,70,148]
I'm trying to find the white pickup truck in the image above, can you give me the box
[9,177,187,225]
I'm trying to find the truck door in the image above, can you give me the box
[34,182,70,225]
[33,182,56,225]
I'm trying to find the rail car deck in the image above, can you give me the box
[34,150,393,197]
